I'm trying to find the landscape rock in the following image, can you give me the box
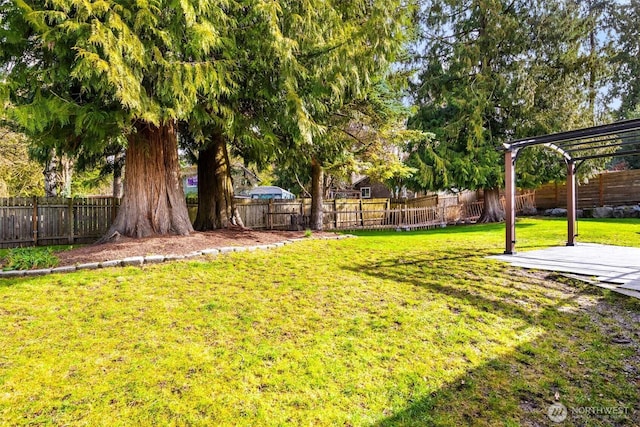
[144,255,165,264]
[593,206,614,218]
[550,208,567,217]
[200,249,219,256]
[51,265,77,273]
[121,256,144,266]
[619,205,640,218]
[613,206,626,218]
[217,247,236,254]
[24,268,52,276]
[183,251,203,259]
[0,270,26,278]
[100,259,122,268]
[77,262,100,270]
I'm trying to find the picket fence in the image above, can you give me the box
[0,193,535,248]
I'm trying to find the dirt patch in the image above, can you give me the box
[56,229,334,266]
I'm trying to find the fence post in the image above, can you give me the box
[333,199,338,229]
[359,199,364,227]
[68,197,74,244]
[32,196,38,246]
[268,199,273,230]
[386,199,390,226]
[599,173,604,206]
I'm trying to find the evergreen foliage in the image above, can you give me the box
[407,0,607,197]
[0,128,44,196]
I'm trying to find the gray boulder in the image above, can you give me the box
[592,206,613,218]
[550,208,567,217]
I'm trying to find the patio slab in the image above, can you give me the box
[489,243,640,299]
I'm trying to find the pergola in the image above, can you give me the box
[502,118,640,254]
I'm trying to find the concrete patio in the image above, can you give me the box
[490,243,640,298]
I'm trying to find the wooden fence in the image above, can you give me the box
[535,169,640,209]
[0,197,118,249]
[0,193,535,248]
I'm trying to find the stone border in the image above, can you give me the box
[0,234,356,279]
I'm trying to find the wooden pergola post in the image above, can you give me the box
[566,160,577,246]
[504,149,516,254]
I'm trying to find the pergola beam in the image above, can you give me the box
[500,118,640,255]
[566,160,576,246]
[504,149,516,254]
[507,119,640,149]
[572,149,640,161]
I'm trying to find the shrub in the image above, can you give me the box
[2,247,59,270]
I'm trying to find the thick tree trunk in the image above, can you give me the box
[103,121,193,239]
[310,158,324,231]
[193,131,244,230]
[478,187,505,223]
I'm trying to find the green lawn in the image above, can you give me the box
[1,218,639,426]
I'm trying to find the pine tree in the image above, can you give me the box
[1,0,239,238]
[276,0,417,230]
[611,0,640,119]
[409,0,601,221]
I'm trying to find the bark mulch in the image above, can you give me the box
[55,229,335,267]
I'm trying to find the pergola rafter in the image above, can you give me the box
[501,118,640,254]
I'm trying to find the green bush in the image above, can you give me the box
[2,247,59,271]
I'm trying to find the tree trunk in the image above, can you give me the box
[310,158,324,230]
[59,154,73,198]
[43,151,59,197]
[112,151,124,199]
[193,131,244,230]
[103,121,193,239]
[478,187,505,223]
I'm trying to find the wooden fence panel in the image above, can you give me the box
[35,197,68,245]
[235,199,270,229]
[393,195,437,209]
[0,197,35,248]
[602,170,640,205]
[535,170,640,209]
[1,190,539,248]
[0,197,118,248]
[73,197,115,243]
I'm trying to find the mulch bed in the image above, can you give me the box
[55,229,335,266]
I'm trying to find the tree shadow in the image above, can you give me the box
[371,312,639,426]
[347,222,535,238]
[341,251,640,425]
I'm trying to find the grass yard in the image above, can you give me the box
[1,218,639,426]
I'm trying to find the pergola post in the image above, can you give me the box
[566,160,576,246]
[504,149,516,254]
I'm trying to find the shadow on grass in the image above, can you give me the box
[371,314,638,426]
[346,250,559,322]
[346,221,535,238]
[342,252,640,425]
